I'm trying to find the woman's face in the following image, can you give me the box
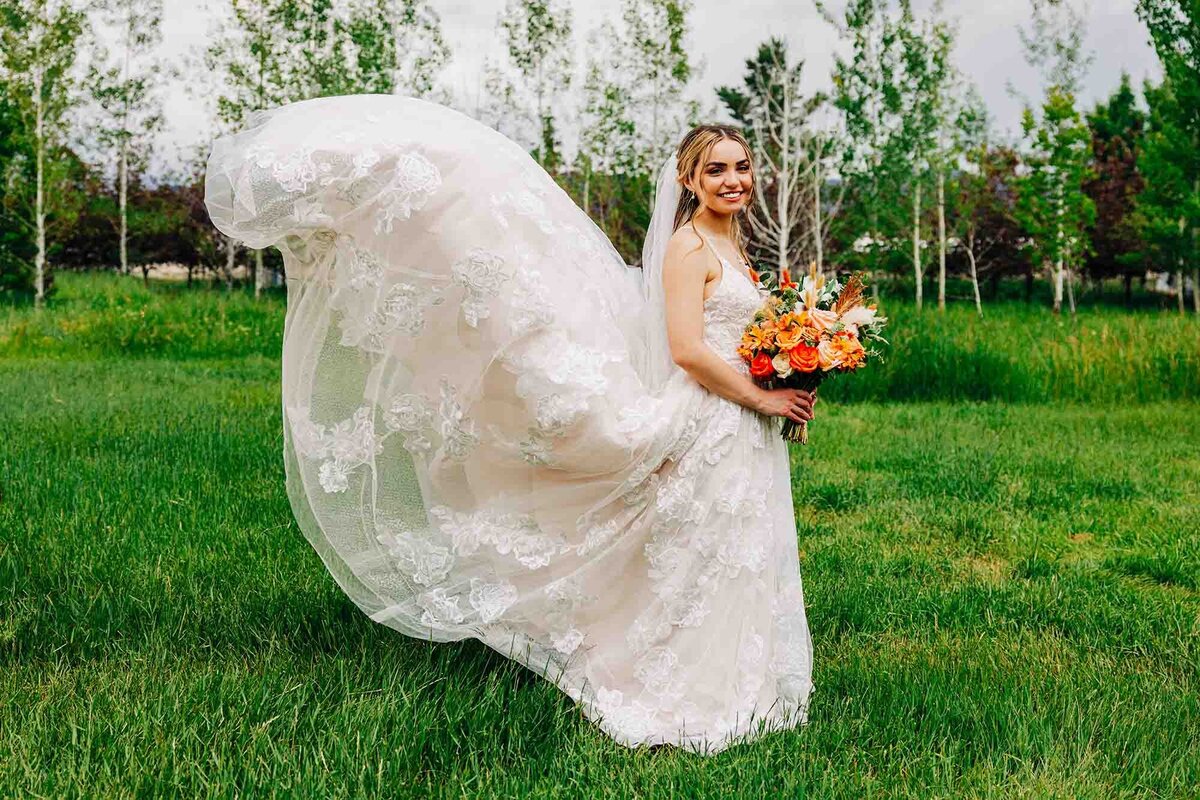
[687,138,752,216]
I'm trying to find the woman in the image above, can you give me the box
[204,95,816,754]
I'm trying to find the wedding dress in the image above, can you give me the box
[204,93,814,754]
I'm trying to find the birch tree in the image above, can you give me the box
[950,88,992,315]
[1017,0,1095,314]
[717,37,841,274]
[894,0,953,311]
[622,0,700,171]
[85,0,163,279]
[577,24,640,224]
[0,0,87,306]
[495,0,573,169]
[819,0,907,277]
[1018,88,1095,314]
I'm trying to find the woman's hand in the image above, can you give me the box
[753,387,817,424]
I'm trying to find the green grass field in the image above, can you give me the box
[2,273,1198,798]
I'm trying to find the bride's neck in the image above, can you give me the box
[688,209,735,241]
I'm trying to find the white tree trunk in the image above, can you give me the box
[937,170,946,311]
[813,152,823,273]
[912,178,922,311]
[224,236,237,290]
[254,249,264,297]
[1065,264,1076,314]
[34,69,46,307]
[967,229,982,317]
[119,138,128,275]
[1179,215,1188,314]
[1052,182,1064,314]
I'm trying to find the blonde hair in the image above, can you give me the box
[672,125,755,266]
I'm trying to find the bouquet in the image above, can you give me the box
[737,262,888,444]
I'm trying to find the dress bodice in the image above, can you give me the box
[698,234,768,374]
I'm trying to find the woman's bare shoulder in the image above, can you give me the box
[665,225,708,263]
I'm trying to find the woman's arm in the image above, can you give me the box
[661,236,814,424]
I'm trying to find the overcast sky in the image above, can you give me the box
[157,0,1160,178]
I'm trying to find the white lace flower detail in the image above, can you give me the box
[428,505,568,570]
[383,391,435,455]
[451,248,510,327]
[287,404,381,493]
[418,587,464,626]
[616,396,664,436]
[577,519,618,556]
[375,524,454,586]
[534,393,588,437]
[247,143,329,194]
[634,647,684,702]
[376,151,441,233]
[468,578,518,623]
[347,244,385,290]
[591,688,659,741]
[508,268,555,336]
[436,378,479,461]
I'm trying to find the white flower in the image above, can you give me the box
[771,351,793,378]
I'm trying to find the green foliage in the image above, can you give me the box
[1084,73,1146,285]
[1131,77,1200,276]
[1016,88,1096,279]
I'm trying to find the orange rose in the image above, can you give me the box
[776,324,805,350]
[750,352,776,379]
[788,342,820,373]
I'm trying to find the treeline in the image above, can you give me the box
[0,0,1197,317]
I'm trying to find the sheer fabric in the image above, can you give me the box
[204,94,814,753]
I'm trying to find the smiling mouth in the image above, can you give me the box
[719,191,743,200]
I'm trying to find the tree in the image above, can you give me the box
[200,0,451,295]
[1133,77,1198,313]
[492,0,573,169]
[575,24,640,234]
[1135,0,1200,313]
[717,37,840,274]
[894,0,954,311]
[950,93,1027,314]
[84,0,163,279]
[622,0,701,172]
[1084,73,1146,304]
[819,0,907,279]
[1018,88,1096,314]
[1016,0,1096,314]
[0,0,87,306]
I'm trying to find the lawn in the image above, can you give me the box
[2,273,1198,798]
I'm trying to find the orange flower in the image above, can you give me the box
[742,325,772,351]
[779,266,798,290]
[788,342,820,373]
[831,332,867,369]
[750,352,775,379]
[817,339,842,371]
[776,323,805,350]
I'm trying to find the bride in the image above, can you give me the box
[204,94,816,754]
